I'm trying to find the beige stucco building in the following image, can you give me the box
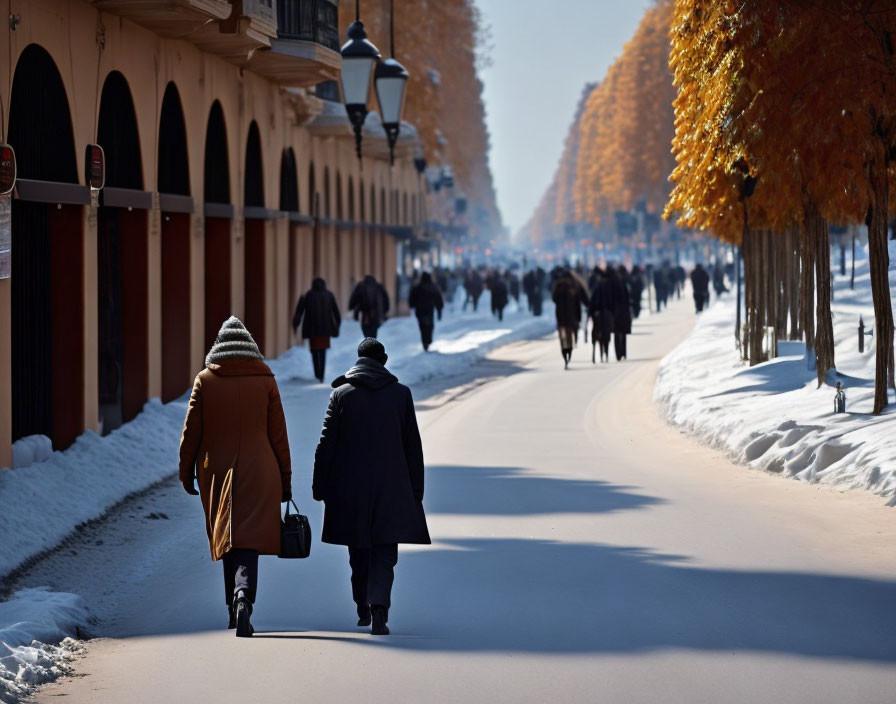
[0,0,426,466]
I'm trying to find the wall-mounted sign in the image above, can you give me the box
[0,144,16,196]
[85,143,105,190]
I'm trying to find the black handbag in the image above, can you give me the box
[279,500,312,559]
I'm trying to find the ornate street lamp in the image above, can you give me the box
[374,0,408,165]
[340,0,380,160]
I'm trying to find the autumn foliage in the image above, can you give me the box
[522,0,675,243]
[666,0,896,411]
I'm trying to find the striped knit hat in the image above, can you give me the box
[205,316,263,366]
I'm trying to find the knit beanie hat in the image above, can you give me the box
[358,337,388,365]
[206,316,264,366]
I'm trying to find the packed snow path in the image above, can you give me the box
[27,298,896,703]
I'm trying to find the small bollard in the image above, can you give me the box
[834,381,846,414]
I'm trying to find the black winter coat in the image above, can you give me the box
[293,278,341,339]
[612,275,633,335]
[589,278,615,340]
[552,274,589,328]
[490,277,509,310]
[409,281,444,319]
[349,276,390,327]
[691,266,710,295]
[312,358,431,547]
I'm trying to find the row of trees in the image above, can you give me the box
[522,0,675,242]
[525,0,896,414]
[665,0,896,412]
[339,0,501,234]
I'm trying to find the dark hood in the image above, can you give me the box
[332,357,398,391]
[312,277,327,291]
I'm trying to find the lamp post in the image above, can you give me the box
[340,0,380,160]
[374,0,408,165]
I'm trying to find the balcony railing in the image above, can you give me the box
[277,0,339,51]
[244,0,277,27]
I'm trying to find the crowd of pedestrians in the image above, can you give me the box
[180,252,734,641]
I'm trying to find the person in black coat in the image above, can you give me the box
[464,270,484,312]
[489,273,509,321]
[292,277,341,383]
[348,275,390,339]
[507,270,521,303]
[589,270,614,363]
[629,266,645,319]
[313,338,430,636]
[408,272,444,351]
[691,263,711,312]
[551,268,590,368]
[612,267,633,360]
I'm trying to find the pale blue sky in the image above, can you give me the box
[474,0,653,233]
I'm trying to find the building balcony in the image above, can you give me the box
[247,0,341,87]
[90,0,232,39]
[191,0,278,65]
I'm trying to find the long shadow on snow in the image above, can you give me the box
[424,465,661,516]
[367,537,896,661]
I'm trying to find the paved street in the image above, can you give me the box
[31,298,896,704]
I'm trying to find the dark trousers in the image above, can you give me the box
[614,333,627,360]
[310,349,326,381]
[361,322,379,339]
[694,292,708,312]
[348,544,398,608]
[418,315,434,349]
[223,548,259,604]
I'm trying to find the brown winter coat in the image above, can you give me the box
[178,358,291,560]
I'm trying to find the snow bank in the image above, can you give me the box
[0,588,88,703]
[655,248,896,503]
[11,436,53,470]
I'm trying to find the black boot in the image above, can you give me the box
[357,604,371,627]
[371,605,389,635]
[228,604,236,629]
[234,590,254,638]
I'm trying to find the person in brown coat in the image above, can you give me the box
[179,316,292,638]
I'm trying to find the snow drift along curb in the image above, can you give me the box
[654,251,896,503]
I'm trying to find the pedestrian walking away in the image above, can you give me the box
[589,269,614,363]
[178,316,292,638]
[313,338,431,635]
[612,266,633,360]
[349,274,390,339]
[690,263,711,312]
[409,272,445,351]
[489,272,509,321]
[629,266,645,319]
[292,277,341,383]
[465,270,484,312]
[551,267,590,369]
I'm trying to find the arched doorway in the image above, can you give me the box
[280,148,300,307]
[243,121,266,354]
[158,82,192,402]
[204,101,232,350]
[9,44,84,450]
[97,70,147,433]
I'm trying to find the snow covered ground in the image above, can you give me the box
[656,246,896,505]
[0,291,553,702]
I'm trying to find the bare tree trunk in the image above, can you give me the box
[798,223,816,365]
[789,225,801,340]
[776,230,789,343]
[808,201,835,386]
[868,152,893,414]
[850,224,856,290]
